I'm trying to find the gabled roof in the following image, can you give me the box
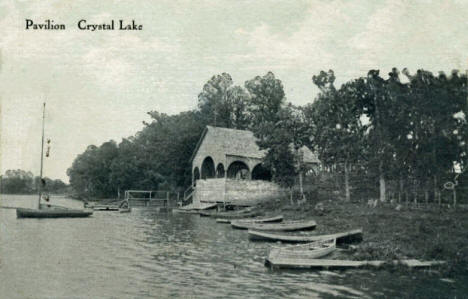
[190,126,266,162]
[190,126,320,164]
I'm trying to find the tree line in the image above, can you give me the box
[67,69,468,202]
[0,169,68,194]
[307,69,467,203]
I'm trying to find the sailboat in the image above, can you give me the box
[16,103,93,218]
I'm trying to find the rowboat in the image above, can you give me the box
[173,208,200,214]
[232,220,316,231]
[248,228,363,244]
[179,202,217,210]
[217,211,263,220]
[93,205,119,211]
[199,207,258,218]
[216,215,283,224]
[17,206,93,218]
[216,218,231,223]
[266,239,336,267]
[199,210,217,217]
[213,212,264,222]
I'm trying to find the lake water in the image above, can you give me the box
[1,194,465,298]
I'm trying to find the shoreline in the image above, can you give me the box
[258,198,468,276]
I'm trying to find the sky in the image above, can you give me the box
[1,0,468,182]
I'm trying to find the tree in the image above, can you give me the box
[1,169,34,194]
[403,69,468,204]
[244,72,305,202]
[198,73,250,129]
[277,104,311,202]
[245,72,285,138]
[308,70,366,201]
[361,70,397,202]
[0,169,66,194]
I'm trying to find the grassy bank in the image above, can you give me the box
[259,198,468,276]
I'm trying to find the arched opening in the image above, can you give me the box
[193,167,200,186]
[216,163,225,178]
[251,164,272,181]
[201,157,215,179]
[227,161,250,180]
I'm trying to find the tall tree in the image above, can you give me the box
[308,70,366,201]
[198,73,249,129]
[362,70,395,202]
[403,69,468,203]
[245,71,285,138]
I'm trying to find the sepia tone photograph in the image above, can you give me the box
[1,1,467,298]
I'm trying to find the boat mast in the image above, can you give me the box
[38,102,46,209]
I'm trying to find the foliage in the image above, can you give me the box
[66,69,468,203]
[67,111,207,198]
[310,68,467,202]
[243,72,304,189]
[198,73,250,129]
[0,169,67,194]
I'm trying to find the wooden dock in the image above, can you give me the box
[125,190,174,208]
[265,258,445,270]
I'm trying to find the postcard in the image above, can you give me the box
[1,1,467,298]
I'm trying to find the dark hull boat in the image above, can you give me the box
[93,205,119,211]
[215,211,263,220]
[233,219,316,231]
[199,207,258,218]
[17,207,93,218]
[248,228,363,244]
[172,209,200,214]
[219,214,283,224]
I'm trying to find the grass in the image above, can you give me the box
[258,197,468,276]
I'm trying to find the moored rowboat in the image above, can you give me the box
[179,202,217,211]
[216,218,231,223]
[17,207,93,218]
[200,207,262,219]
[199,207,254,217]
[215,211,263,220]
[93,205,119,211]
[173,208,200,214]
[233,220,316,231]
[232,215,283,224]
[217,214,283,224]
[266,238,336,267]
[248,228,363,244]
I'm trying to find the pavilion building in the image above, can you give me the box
[187,126,319,206]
